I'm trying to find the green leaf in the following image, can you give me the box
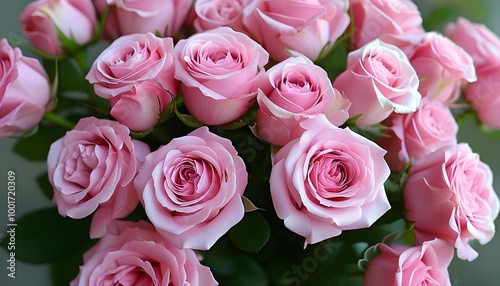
[36,172,53,201]
[13,123,66,161]
[229,212,270,253]
[242,196,263,212]
[49,241,93,286]
[0,207,95,264]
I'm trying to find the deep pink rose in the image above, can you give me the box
[378,98,458,171]
[86,32,177,100]
[173,26,269,125]
[350,0,425,53]
[48,117,150,238]
[333,39,421,126]
[270,115,391,244]
[93,0,192,40]
[109,81,175,132]
[242,0,350,61]
[0,39,51,137]
[193,0,251,33]
[363,238,454,286]
[409,32,477,104]
[20,0,96,56]
[404,143,500,261]
[463,64,500,129]
[445,17,500,70]
[134,126,248,250]
[71,220,218,286]
[256,55,350,146]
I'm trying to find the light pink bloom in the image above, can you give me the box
[134,126,248,250]
[350,0,425,53]
[48,117,150,238]
[464,64,500,129]
[86,32,177,99]
[270,115,391,245]
[242,0,350,61]
[378,98,458,171]
[20,0,96,56]
[193,0,251,33]
[93,0,192,40]
[404,143,500,261]
[173,26,269,125]
[0,39,51,137]
[445,17,500,70]
[409,32,477,104]
[256,55,350,146]
[71,220,218,286]
[333,39,421,126]
[109,81,175,132]
[363,238,454,286]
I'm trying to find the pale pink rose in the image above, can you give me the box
[378,98,458,171]
[93,0,192,40]
[256,55,350,146]
[173,27,269,125]
[194,0,251,33]
[350,0,425,53]
[363,238,454,286]
[445,17,500,70]
[86,32,177,100]
[463,64,500,129]
[48,117,150,238]
[134,126,248,250]
[409,32,477,104]
[242,0,350,61]
[0,39,51,137]
[109,81,175,132]
[333,39,421,126]
[71,220,218,286]
[20,0,96,56]
[404,143,500,261]
[270,115,391,245]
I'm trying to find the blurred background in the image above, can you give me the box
[1,0,499,285]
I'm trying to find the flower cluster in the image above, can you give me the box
[2,0,500,285]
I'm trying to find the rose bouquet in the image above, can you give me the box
[1,0,500,285]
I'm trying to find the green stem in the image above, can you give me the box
[72,49,89,75]
[44,112,75,130]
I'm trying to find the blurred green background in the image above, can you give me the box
[0,0,499,285]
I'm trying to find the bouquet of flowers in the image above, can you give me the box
[2,0,500,285]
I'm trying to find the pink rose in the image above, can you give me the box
[404,143,500,261]
[270,115,391,245]
[20,0,96,56]
[409,32,477,104]
[445,17,500,70]
[173,27,269,125]
[134,126,248,250]
[256,55,350,146]
[86,32,177,99]
[242,0,350,61]
[378,98,458,171]
[93,0,192,40]
[193,0,251,33]
[71,220,217,286]
[0,39,51,137]
[109,81,175,132]
[363,238,454,286]
[463,64,500,129]
[48,117,150,238]
[333,39,421,126]
[350,0,425,53]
